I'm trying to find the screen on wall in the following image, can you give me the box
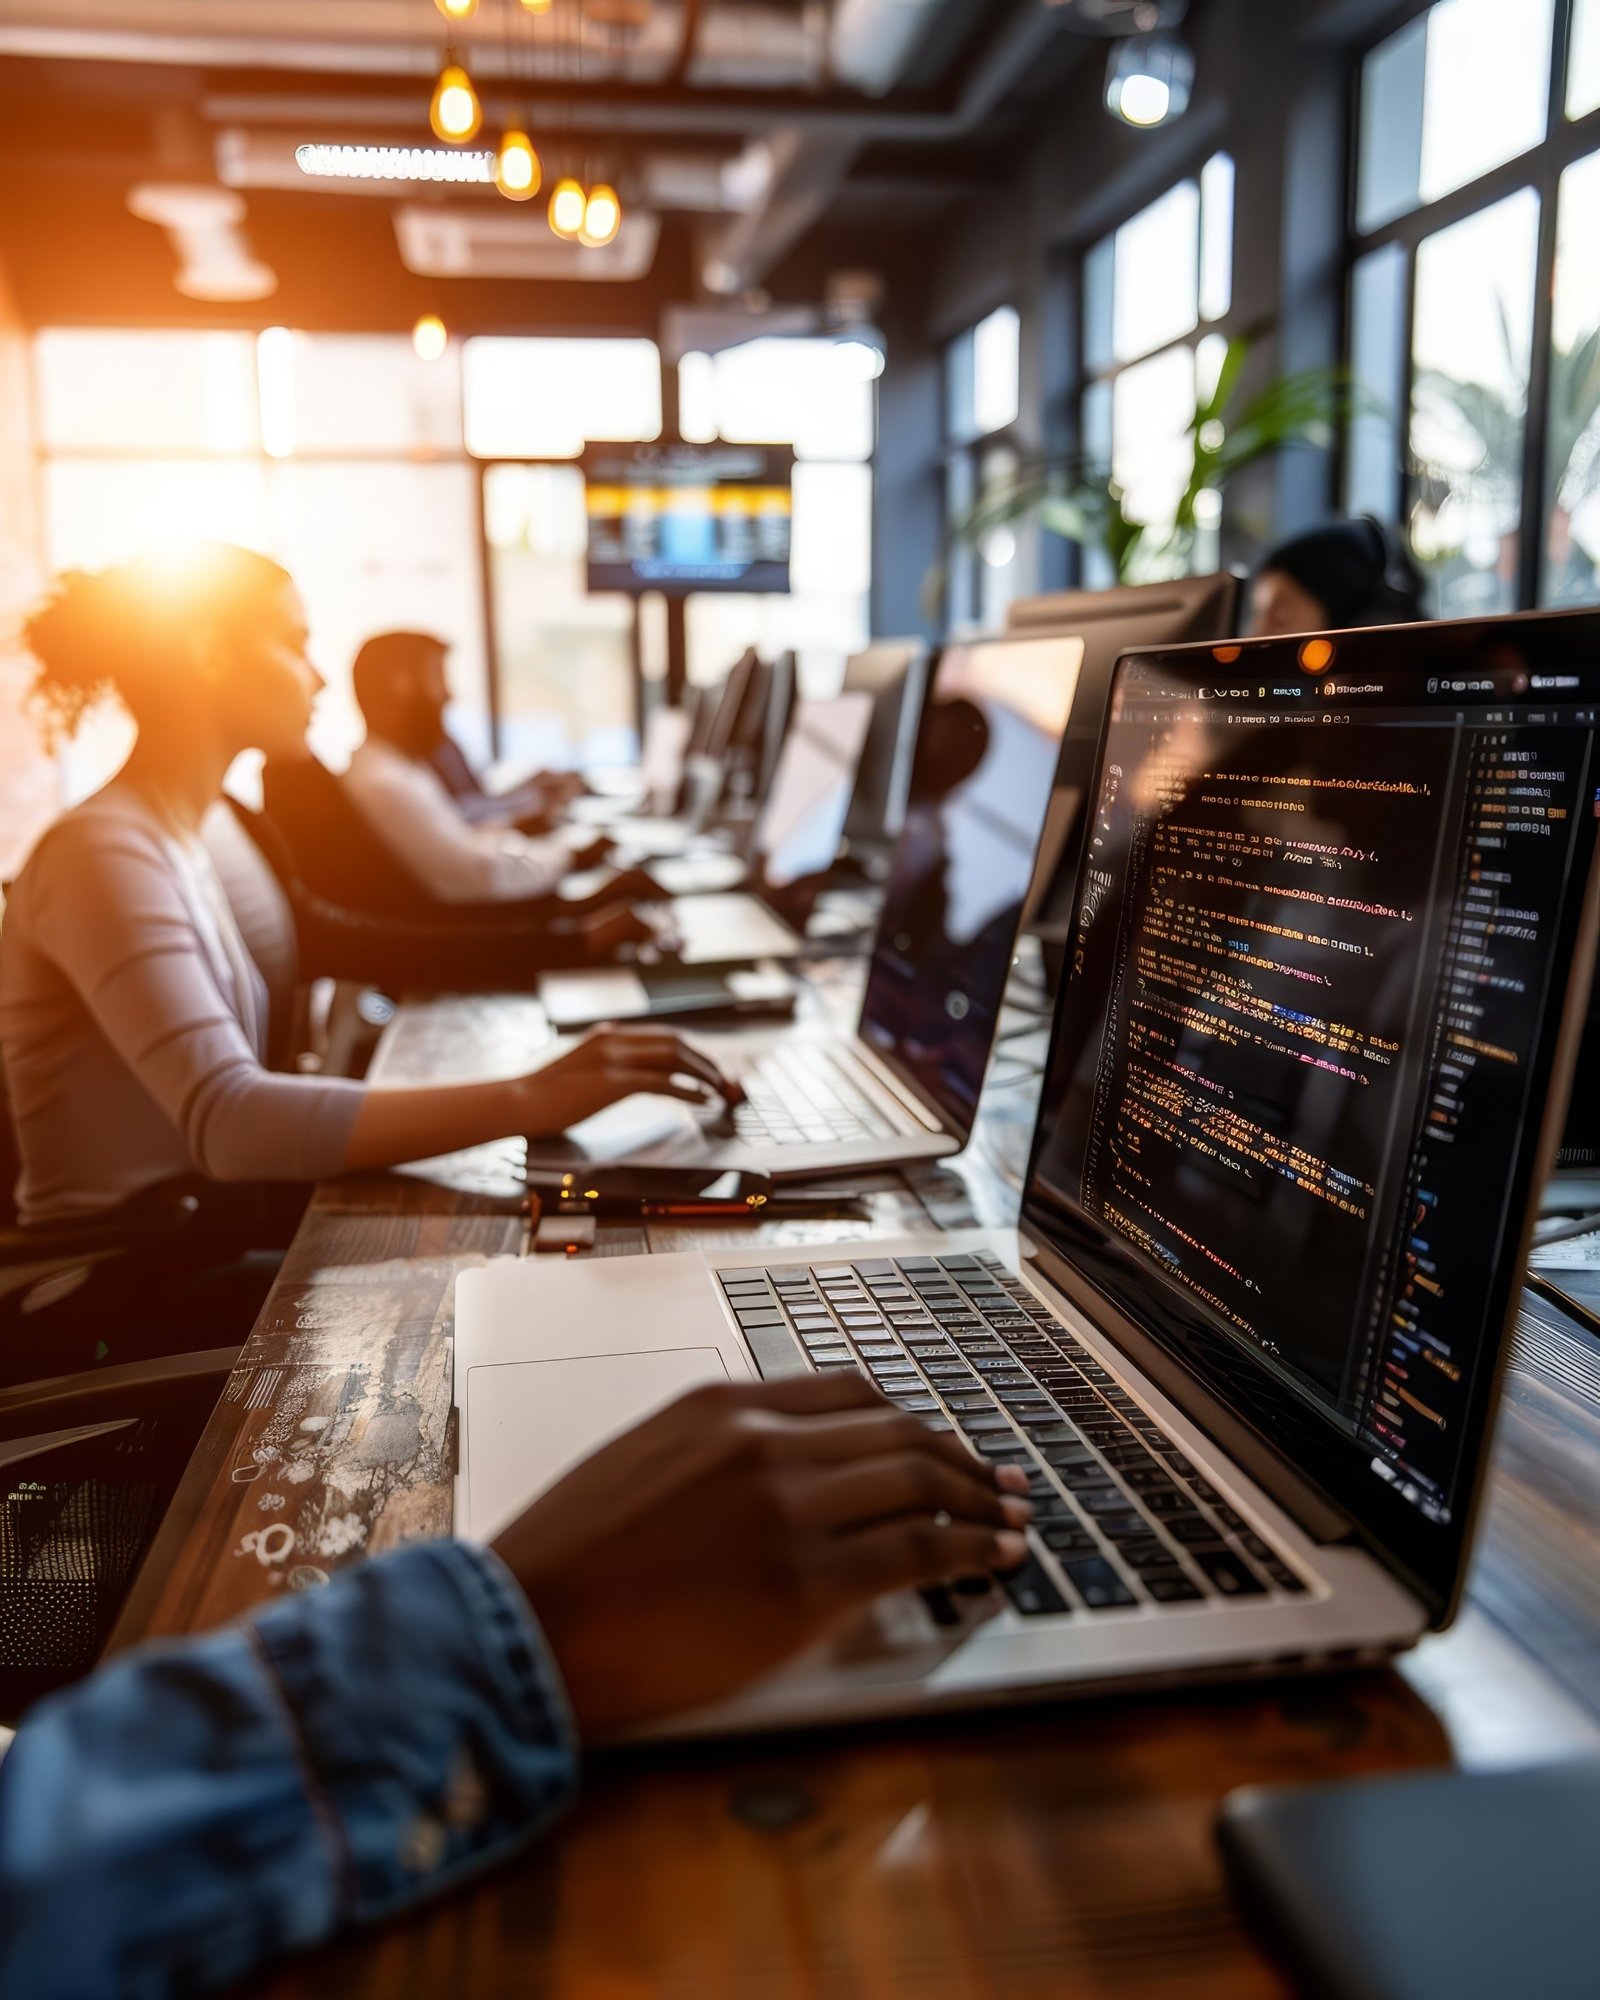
[581,441,793,595]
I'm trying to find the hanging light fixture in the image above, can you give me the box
[494,127,542,200]
[430,59,483,143]
[579,182,622,247]
[413,314,449,362]
[548,176,587,239]
[434,0,478,19]
[519,0,553,11]
[1105,32,1195,127]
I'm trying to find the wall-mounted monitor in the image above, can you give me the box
[582,442,794,595]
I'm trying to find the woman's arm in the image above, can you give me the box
[344,1028,736,1164]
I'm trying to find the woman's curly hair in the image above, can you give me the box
[24,544,292,744]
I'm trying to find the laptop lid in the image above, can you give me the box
[857,633,1086,1139]
[842,639,931,850]
[1006,574,1243,930]
[751,691,874,889]
[1019,611,1600,1623]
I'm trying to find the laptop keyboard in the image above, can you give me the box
[717,1250,1308,1618]
[725,1044,905,1147]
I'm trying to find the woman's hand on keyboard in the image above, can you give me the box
[491,1372,1033,1739]
[513,1027,742,1137]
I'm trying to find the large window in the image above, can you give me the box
[1345,0,1600,613]
[676,336,876,695]
[29,328,667,792]
[1079,155,1235,584]
[943,304,1022,633]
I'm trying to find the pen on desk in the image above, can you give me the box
[638,1198,869,1221]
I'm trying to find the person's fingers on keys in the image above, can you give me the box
[793,1451,1030,1535]
[828,1516,1029,1602]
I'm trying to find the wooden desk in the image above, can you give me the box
[112,982,1600,1998]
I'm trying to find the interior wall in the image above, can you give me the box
[0,251,53,881]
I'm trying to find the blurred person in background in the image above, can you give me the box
[1247,516,1429,638]
[0,544,733,1368]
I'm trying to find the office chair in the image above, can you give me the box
[0,1093,235,1718]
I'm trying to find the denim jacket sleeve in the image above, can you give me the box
[0,1540,579,1999]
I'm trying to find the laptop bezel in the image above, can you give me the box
[1016,609,1600,1626]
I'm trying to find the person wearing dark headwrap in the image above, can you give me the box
[1248,516,1428,637]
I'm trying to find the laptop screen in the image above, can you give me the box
[753,691,874,888]
[1021,614,1600,1614]
[859,634,1085,1135]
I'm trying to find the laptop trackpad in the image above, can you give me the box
[462,1345,731,1543]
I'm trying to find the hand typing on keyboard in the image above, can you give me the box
[492,1372,1032,1738]
[515,1027,743,1138]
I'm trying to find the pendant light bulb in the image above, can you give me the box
[548,176,587,239]
[434,0,478,19]
[519,0,554,12]
[413,315,448,362]
[494,128,542,200]
[430,61,482,144]
[579,182,622,248]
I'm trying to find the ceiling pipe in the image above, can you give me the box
[697,0,1069,293]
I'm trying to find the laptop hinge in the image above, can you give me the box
[849,1040,946,1133]
[1022,1234,1356,1545]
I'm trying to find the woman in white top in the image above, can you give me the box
[0,545,733,1258]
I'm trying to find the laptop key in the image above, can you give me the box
[1061,1558,1137,1610]
[957,1413,1014,1436]
[1264,1560,1307,1594]
[1190,1549,1268,1597]
[1143,1571,1205,1604]
[1003,1557,1070,1618]
[1040,1523,1097,1555]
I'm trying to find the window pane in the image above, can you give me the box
[267,461,490,768]
[1545,149,1600,606]
[1345,241,1409,521]
[1111,344,1196,558]
[1572,0,1600,118]
[709,337,876,460]
[262,332,463,454]
[945,327,976,444]
[685,592,869,699]
[1083,236,1116,379]
[35,330,258,451]
[1200,154,1235,323]
[972,306,1020,438]
[1409,189,1540,616]
[1111,181,1200,366]
[41,458,270,572]
[483,464,636,771]
[463,338,661,458]
[1357,0,1555,233]
[791,462,871,597]
[677,350,717,444]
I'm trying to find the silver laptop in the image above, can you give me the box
[458,610,1600,1738]
[526,630,1087,1176]
[540,691,876,1029]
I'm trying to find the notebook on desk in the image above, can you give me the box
[459,609,1600,1739]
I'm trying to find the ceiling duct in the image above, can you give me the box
[829,0,951,97]
[393,203,660,282]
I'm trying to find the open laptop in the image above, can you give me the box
[525,628,1087,1173]
[541,689,875,1027]
[1005,574,1242,934]
[840,638,930,864]
[459,609,1600,1737]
